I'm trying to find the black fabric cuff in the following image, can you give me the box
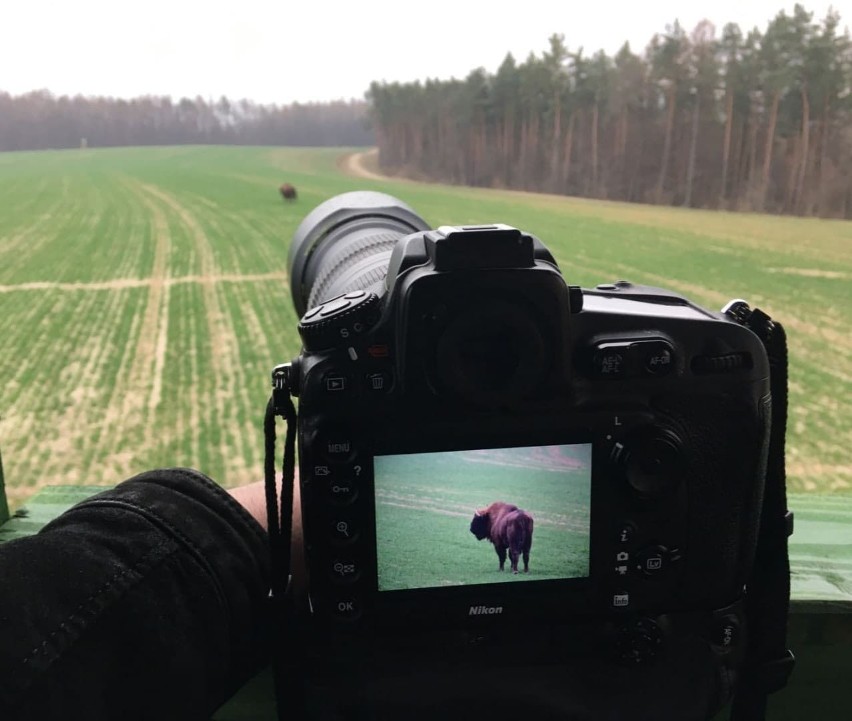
[0,468,273,720]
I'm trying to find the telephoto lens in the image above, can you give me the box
[287,191,430,316]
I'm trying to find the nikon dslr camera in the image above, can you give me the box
[277,191,773,720]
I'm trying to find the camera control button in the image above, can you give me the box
[617,522,636,545]
[614,550,631,578]
[636,546,668,576]
[322,372,352,394]
[330,598,361,621]
[615,617,663,665]
[592,346,629,377]
[624,430,683,500]
[631,340,674,376]
[331,518,359,545]
[327,480,358,505]
[319,297,353,316]
[317,431,357,463]
[298,292,380,351]
[365,370,393,393]
[329,559,362,583]
[302,305,324,321]
[611,591,632,610]
[711,617,741,653]
[636,545,681,577]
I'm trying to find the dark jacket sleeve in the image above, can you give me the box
[0,468,272,721]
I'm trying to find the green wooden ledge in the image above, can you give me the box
[2,486,850,720]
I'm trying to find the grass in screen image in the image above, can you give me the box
[374,444,591,591]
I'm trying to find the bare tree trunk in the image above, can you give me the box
[721,89,734,202]
[561,113,575,192]
[795,85,811,214]
[656,85,676,203]
[761,90,780,210]
[744,100,761,209]
[617,107,629,184]
[503,110,515,186]
[518,118,528,185]
[529,114,541,189]
[784,137,801,212]
[550,93,562,190]
[685,94,701,207]
[590,103,600,194]
[816,99,830,216]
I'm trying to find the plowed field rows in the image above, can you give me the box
[0,146,849,507]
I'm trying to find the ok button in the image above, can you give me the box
[332,598,361,621]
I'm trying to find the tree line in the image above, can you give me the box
[0,92,374,151]
[368,5,852,218]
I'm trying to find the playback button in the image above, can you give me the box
[322,371,353,395]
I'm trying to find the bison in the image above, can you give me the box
[470,501,534,574]
[279,183,297,201]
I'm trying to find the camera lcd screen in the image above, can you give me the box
[374,443,592,592]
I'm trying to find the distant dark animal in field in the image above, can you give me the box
[470,501,534,574]
[279,183,297,201]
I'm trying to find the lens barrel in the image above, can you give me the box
[287,191,430,317]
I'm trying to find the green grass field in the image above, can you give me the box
[0,145,849,508]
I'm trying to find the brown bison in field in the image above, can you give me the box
[279,183,297,201]
[470,501,534,574]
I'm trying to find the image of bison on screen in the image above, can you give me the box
[469,500,535,575]
[373,444,592,592]
[274,191,777,720]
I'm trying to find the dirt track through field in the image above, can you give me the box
[341,149,387,181]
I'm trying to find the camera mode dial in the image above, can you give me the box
[298,290,380,352]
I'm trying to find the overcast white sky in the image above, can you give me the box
[2,1,849,104]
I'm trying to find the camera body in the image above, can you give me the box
[283,213,770,719]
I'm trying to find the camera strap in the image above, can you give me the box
[728,308,795,721]
[264,365,300,721]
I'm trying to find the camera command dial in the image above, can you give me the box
[298,290,380,351]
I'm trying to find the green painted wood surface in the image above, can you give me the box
[3,488,850,604]
[2,486,850,720]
